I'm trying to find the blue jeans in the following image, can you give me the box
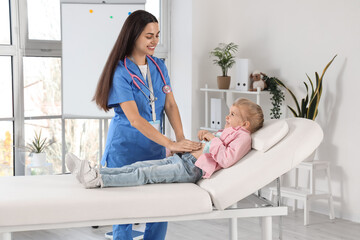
[100,153,203,187]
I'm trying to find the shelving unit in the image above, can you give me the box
[200,84,266,131]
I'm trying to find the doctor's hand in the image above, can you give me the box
[167,139,202,153]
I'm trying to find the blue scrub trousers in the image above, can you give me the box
[113,222,167,240]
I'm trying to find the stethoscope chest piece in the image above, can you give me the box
[162,85,171,94]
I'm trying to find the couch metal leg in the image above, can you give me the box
[277,176,283,240]
[229,217,238,240]
[261,216,272,240]
[229,203,238,240]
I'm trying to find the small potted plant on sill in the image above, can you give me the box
[210,42,238,89]
[26,130,53,167]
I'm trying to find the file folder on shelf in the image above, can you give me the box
[211,98,229,130]
[216,98,229,129]
[235,58,252,91]
[210,98,217,129]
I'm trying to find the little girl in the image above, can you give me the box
[66,98,264,188]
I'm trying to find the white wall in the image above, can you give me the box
[169,0,193,140]
[172,0,360,223]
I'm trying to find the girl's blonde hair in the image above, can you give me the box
[233,98,264,133]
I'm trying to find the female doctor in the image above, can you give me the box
[93,10,201,240]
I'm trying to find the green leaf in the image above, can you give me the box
[288,106,298,117]
[315,72,320,90]
[319,55,337,81]
[319,74,323,99]
[307,71,323,120]
[307,92,319,120]
[306,74,315,99]
[26,129,53,153]
[301,94,309,118]
[311,55,336,115]
[303,81,309,93]
[306,74,314,94]
[210,42,238,76]
[274,78,301,115]
[268,55,336,121]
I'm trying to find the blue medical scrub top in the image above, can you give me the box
[101,56,171,168]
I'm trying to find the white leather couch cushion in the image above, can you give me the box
[0,175,212,227]
[252,119,289,152]
[198,118,323,210]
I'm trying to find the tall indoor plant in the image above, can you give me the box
[210,42,238,89]
[274,55,337,120]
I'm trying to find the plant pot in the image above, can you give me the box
[31,153,47,166]
[217,76,231,89]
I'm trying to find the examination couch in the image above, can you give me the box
[0,118,323,240]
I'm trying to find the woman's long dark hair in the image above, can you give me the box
[93,10,158,111]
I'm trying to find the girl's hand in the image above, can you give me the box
[203,132,215,141]
[167,139,202,153]
[197,130,210,140]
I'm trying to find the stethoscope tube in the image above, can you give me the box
[147,55,172,94]
[124,55,171,104]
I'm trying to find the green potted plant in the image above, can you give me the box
[210,42,238,89]
[274,55,337,120]
[274,55,336,163]
[26,130,53,166]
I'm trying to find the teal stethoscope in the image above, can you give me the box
[124,55,171,104]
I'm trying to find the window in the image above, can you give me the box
[0,0,11,45]
[0,122,13,177]
[65,119,100,168]
[0,56,13,178]
[146,0,160,25]
[146,0,168,57]
[25,119,62,173]
[23,57,61,117]
[0,0,13,178]
[0,56,13,118]
[26,0,61,41]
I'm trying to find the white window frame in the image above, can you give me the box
[18,0,62,56]
[154,0,170,59]
[6,0,24,176]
